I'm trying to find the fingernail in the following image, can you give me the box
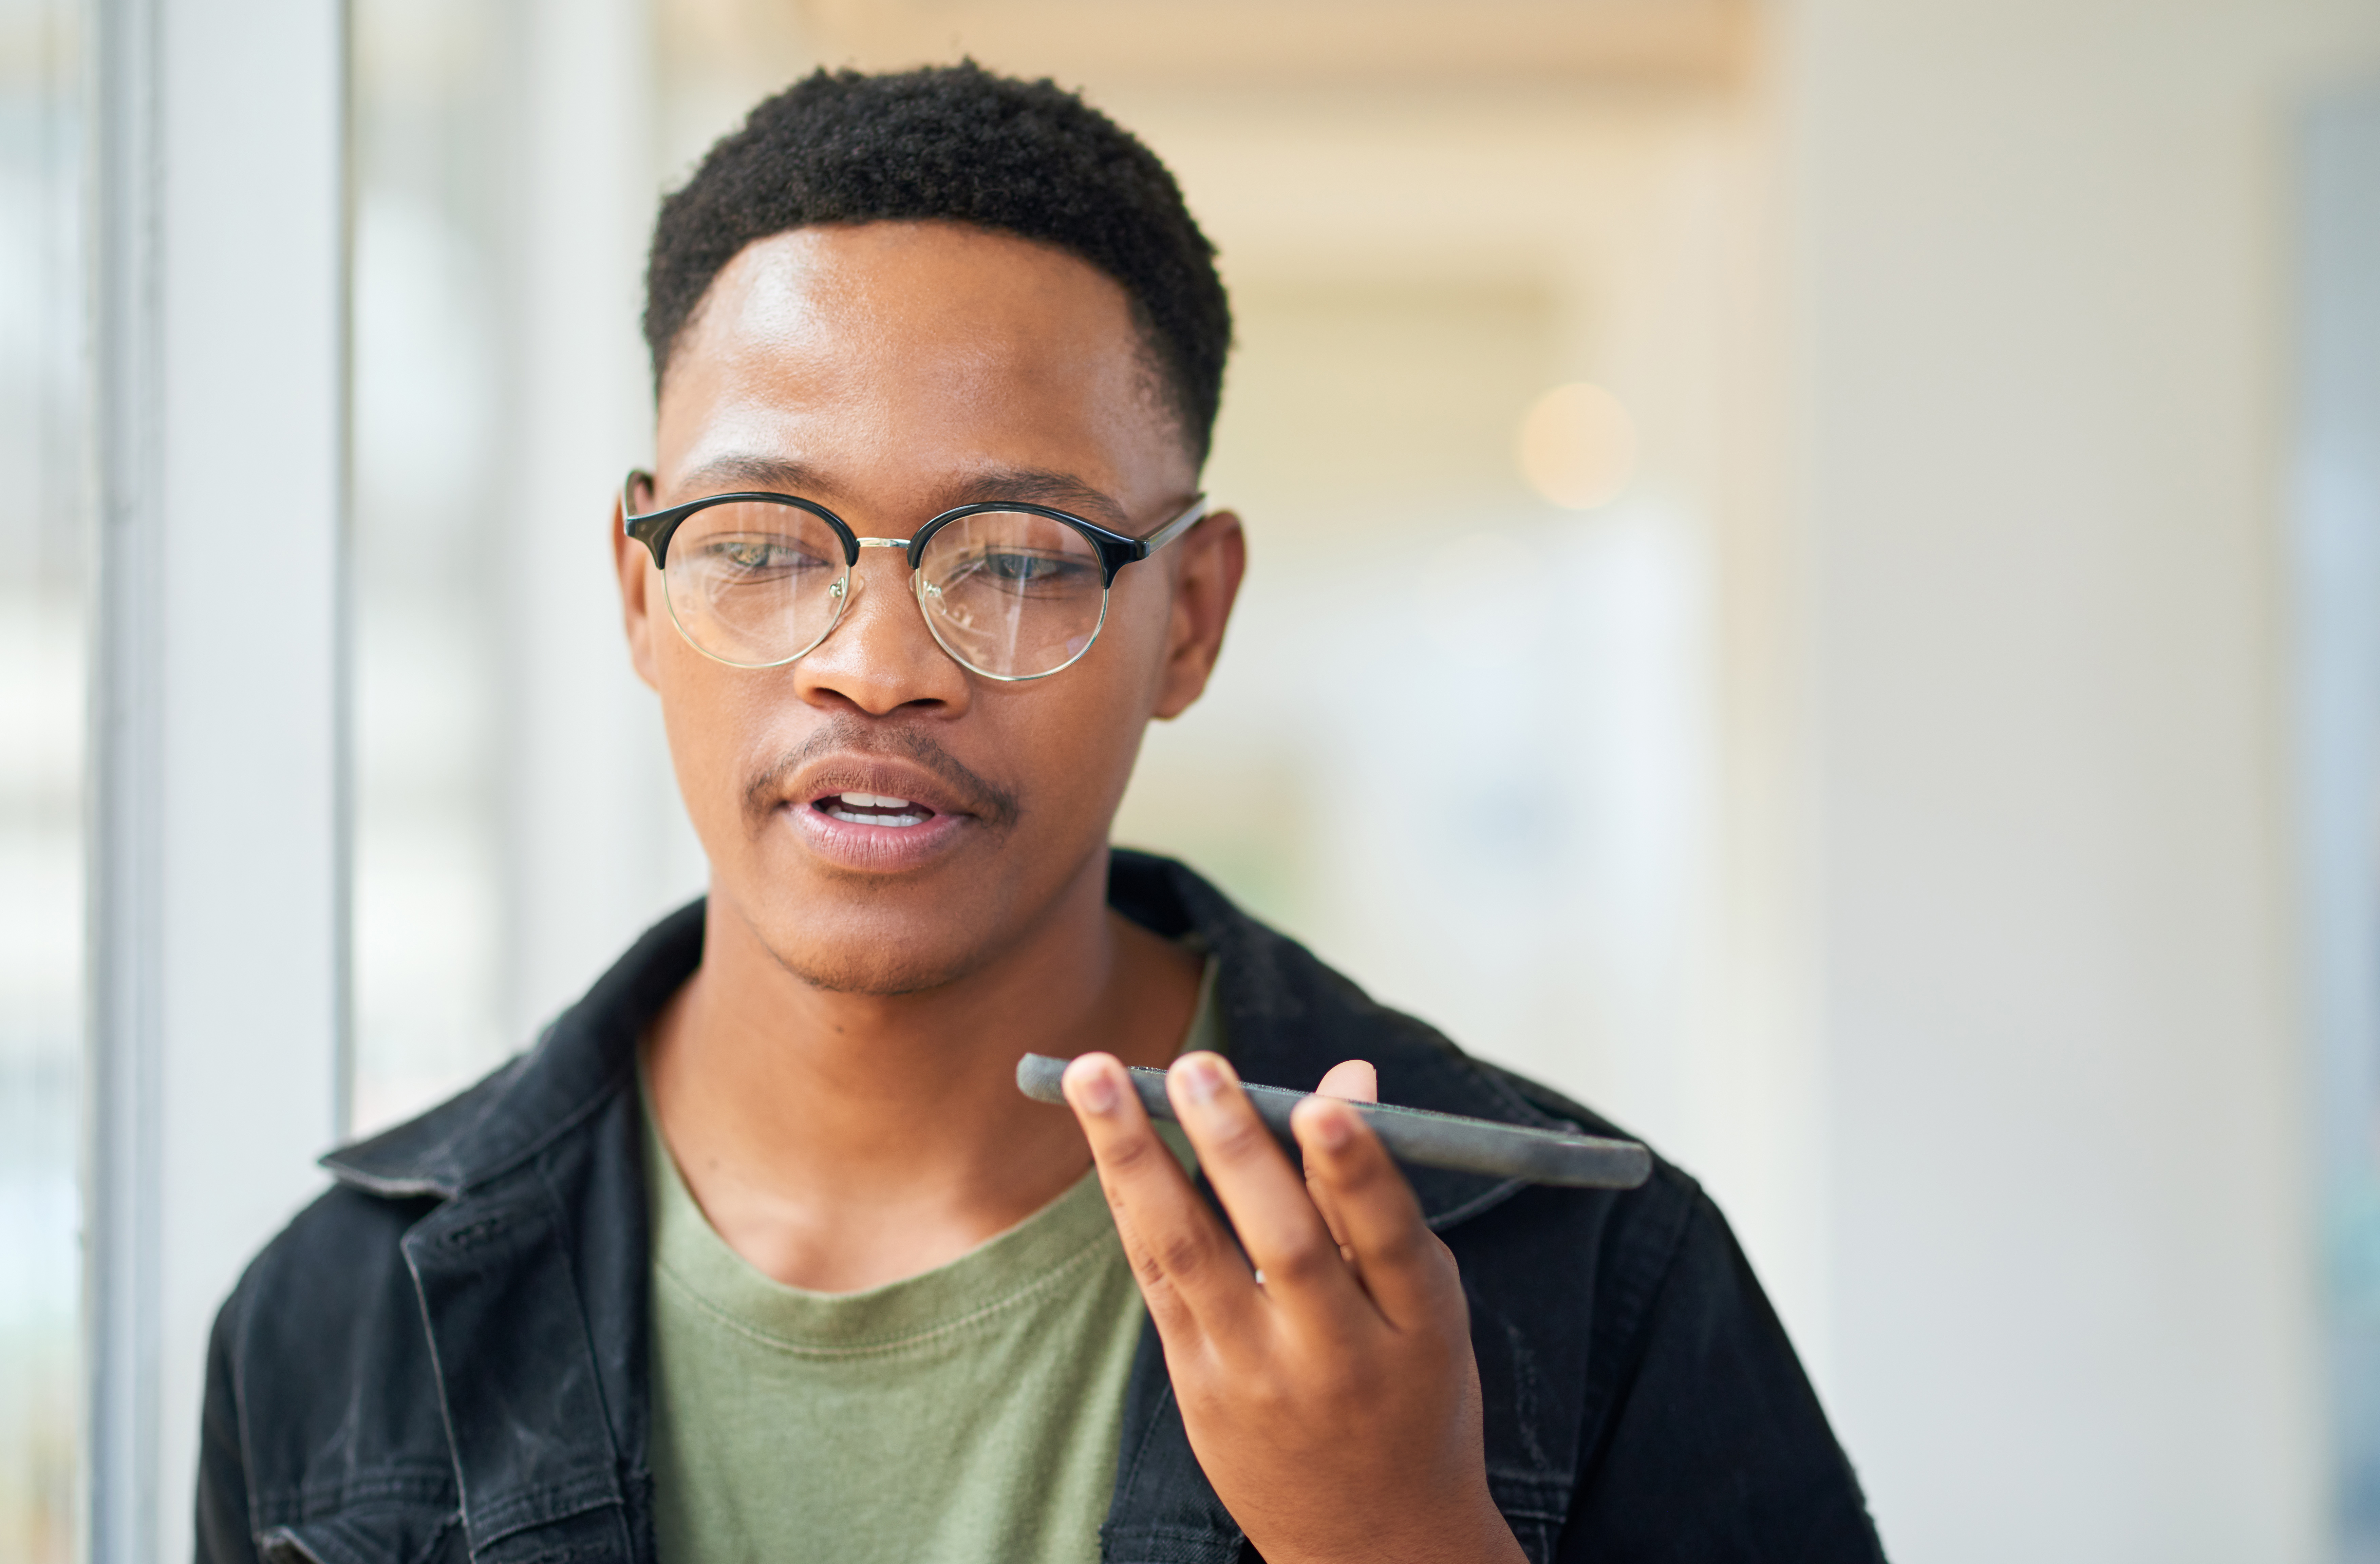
[1314,1104,1353,1152]
[1176,1053,1226,1106]
[1070,1062,1119,1115]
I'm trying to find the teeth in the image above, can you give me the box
[822,790,929,828]
[825,805,927,827]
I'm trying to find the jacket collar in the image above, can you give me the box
[323,901,704,1198]
[325,851,1576,1229]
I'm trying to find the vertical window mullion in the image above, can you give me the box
[86,3,352,1562]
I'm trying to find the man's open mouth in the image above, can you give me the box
[813,791,936,828]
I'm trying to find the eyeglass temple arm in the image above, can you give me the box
[622,470,669,564]
[1131,494,1210,562]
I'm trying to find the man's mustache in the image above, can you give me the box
[744,716,1022,832]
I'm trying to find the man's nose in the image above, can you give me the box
[790,545,970,716]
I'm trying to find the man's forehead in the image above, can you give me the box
[697,223,1142,350]
[657,223,1194,510]
[666,226,1157,422]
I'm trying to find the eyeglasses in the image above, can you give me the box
[622,471,1208,682]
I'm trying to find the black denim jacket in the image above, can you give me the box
[199,852,1884,1564]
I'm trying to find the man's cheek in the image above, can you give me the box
[661,699,755,853]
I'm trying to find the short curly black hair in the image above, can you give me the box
[643,62,1232,463]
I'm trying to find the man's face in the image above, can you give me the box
[616,221,1240,994]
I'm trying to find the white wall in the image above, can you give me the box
[1788,1,2376,1555]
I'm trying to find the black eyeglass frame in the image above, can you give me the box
[623,470,1206,583]
[619,468,1210,679]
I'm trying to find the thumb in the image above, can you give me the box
[1316,1058,1376,1104]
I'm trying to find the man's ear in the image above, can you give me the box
[614,493,664,693]
[1151,508,1247,720]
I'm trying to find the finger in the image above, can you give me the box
[1291,1093,1458,1331]
[1166,1053,1360,1321]
[1305,1060,1377,1252]
[1063,1052,1257,1342]
[1062,1053,1217,1341]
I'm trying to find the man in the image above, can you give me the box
[200,64,1882,1564]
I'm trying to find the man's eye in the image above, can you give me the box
[694,536,829,572]
[968,550,1086,586]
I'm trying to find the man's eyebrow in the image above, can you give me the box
[673,456,1131,531]
[676,454,826,496]
[944,470,1130,529]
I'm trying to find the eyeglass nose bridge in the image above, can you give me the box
[832,536,919,606]
[823,536,918,611]
[841,537,919,600]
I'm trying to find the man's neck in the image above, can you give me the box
[643,855,1201,1293]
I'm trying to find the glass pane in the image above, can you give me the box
[353,0,703,1139]
[351,0,515,1134]
[0,0,83,1558]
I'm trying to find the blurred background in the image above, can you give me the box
[9,0,2380,1559]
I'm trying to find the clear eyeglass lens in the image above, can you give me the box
[661,498,848,666]
[916,511,1107,678]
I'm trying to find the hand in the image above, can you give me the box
[1062,1050,1528,1564]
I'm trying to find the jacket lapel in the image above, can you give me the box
[401,1161,641,1563]
[1101,1356,1247,1564]
[328,908,696,1564]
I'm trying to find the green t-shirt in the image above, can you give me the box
[642,966,1216,1564]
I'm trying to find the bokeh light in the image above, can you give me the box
[1517,382,1638,510]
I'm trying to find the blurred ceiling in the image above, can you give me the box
[678,0,1754,88]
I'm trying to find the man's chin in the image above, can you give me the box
[726,890,1007,998]
[714,829,1107,997]
[760,941,982,998]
